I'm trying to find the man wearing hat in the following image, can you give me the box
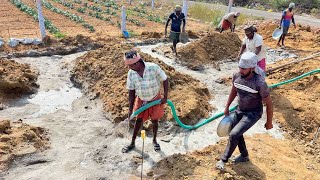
[220,12,240,33]
[216,51,273,170]
[122,50,169,153]
[238,25,267,71]
[165,5,186,55]
[277,2,296,48]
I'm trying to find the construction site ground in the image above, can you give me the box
[0,1,320,179]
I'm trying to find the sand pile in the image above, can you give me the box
[0,58,39,94]
[60,34,98,46]
[141,32,163,39]
[71,39,213,124]
[177,32,241,69]
[254,21,320,52]
[0,120,49,171]
[267,58,320,148]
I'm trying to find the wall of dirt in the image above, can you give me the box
[0,58,39,94]
[71,39,213,125]
[0,120,49,171]
[267,58,320,150]
[177,32,242,69]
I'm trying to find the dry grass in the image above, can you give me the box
[189,4,224,27]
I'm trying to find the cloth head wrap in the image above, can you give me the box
[175,5,182,11]
[244,25,256,33]
[239,51,265,77]
[124,52,141,65]
[289,2,295,9]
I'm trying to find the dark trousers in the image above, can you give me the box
[221,111,261,162]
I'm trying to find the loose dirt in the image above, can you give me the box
[243,20,320,56]
[0,120,49,171]
[152,32,242,70]
[0,0,40,39]
[149,134,320,179]
[178,32,241,68]
[267,58,320,148]
[0,58,39,103]
[71,39,213,125]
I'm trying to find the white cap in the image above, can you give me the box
[239,51,265,76]
[289,2,295,9]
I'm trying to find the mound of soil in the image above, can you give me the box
[267,58,320,148]
[0,35,102,58]
[149,134,320,179]
[255,21,320,52]
[177,32,241,69]
[60,34,97,46]
[0,58,39,94]
[71,39,213,124]
[141,32,163,39]
[0,120,49,171]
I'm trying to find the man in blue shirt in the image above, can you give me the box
[165,5,186,55]
[277,2,296,48]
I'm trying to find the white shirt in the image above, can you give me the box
[126,62,167,101]
[242,33,266,61]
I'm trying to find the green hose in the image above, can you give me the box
[129,69,320,130]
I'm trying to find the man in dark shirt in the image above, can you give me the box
[216,51,273,170]
[165,5,186,55]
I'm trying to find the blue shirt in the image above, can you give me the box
[282,9,294,27]
[169,13,185,32]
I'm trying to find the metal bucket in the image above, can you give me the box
[272,28,282,40]
[217,114,234,137]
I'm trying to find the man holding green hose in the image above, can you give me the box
[122,50,169,153]
[216,51,273,170]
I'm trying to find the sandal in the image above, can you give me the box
[215,160,225,171]
[231,154,249,163]
[153,143,161,152]
[122,144,135,153]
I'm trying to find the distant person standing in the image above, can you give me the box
[165,5,186,55]
[238,26,267,71]
[277,2,296,48]
[220,12,240,33]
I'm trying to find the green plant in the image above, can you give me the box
[77,7,86,14]
[10,0,60,34]
[54,32,66,38]
[270,0,290,10]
